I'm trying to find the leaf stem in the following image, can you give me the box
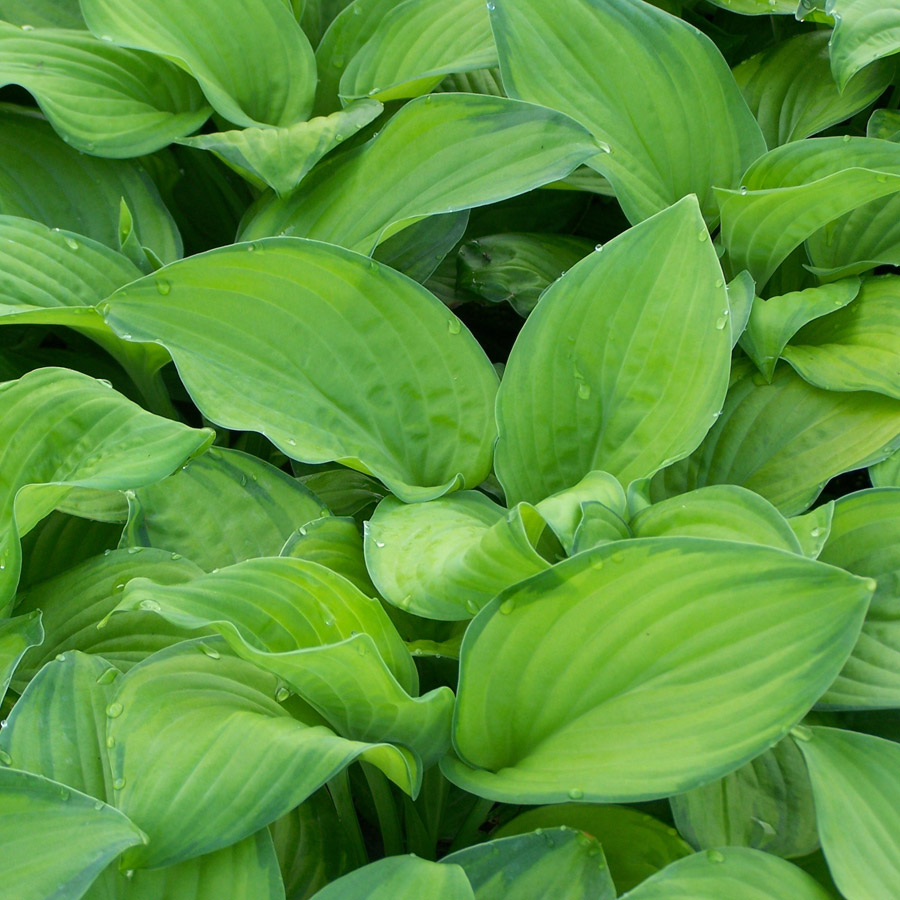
[328,768,368,868]
[362,762,405,857]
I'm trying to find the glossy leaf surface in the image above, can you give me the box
[0,611,42,706]
[309,855,474,900]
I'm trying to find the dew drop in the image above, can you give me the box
[447,317,461,334]
[106,703,123,719]
[842,134,851,143]
[715,316,728,330]
[0,720,6,729]
[791,724,814,742]
[155,278,171,295]
[486,0,495,8]
[610,551,625,563]
[567,788,584,799]
[706,849,725,863]
[171,553,182,560]
[374,539,385,548]
[21,23,34,30]
[93,800,104,810]
[113,777,126,791]
[577,382,591,400]
[56,654,66,662]
[465,598,480,615]
[499,597,516,614]
[697,230,708,242]
[198,644,220,660]
[65,236,79,250]
[106,736,116,749]
[100,34,113,41]
[594,243,603,252]
[139,599,161,612]
[275,686,291,702]
[114,581,126,592]
[96,668,117,685]
[287,438,297,446]
[715,278,724,288]
[369,260,379,272]
[810,527,824,538]
[59,788,70,801]
[739,185,748,195]
[0,750,11,766]
[127,546,141,554]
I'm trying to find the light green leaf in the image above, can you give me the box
[740,279,861,381]
[0,767,145,900]
[495,804,691,895]
[373,210,469,283]
[0,24,209,157]
[0,0,83,27]
[795,726,900,900]
[309,856,475,900]
[0,368,212,615]
[0,106,182,262]
[670,737,818,859]
[870,446,900,485]
[726,270,756,348]
[340,0,495,102]
[442,829,615,900]
[101,239,498,503]
[109,640,418,868]
[177,101,383,196]
[867,107,900,141]
[734,31,893,147]
[495,196,731,505]
[706,0,798,10]
[620,847,833,900]
[826,0,900,90]
[120,447,327,572]
[444,538,870,803]
[569,501,632,553]
[490,0,765,223]
[817,488,900,707]
[239,93,601,253]
[364,492,549,620]
[80,0,316,127]
[788,503,834,558]
[783,275,900,398]
[0,611,42,706]
[653,361,900,515]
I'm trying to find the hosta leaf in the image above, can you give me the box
[826,0,900,91]
[495,804,691,895]
[0,611,42,706]
[653,361,900,515]
[0,368,212,614]
[444,539,870,803]
[490,0,765,223]
[120,447,327,572]
[364,492,549,620]
[0,767,145,900]
[630,485,802,553]
[299,469,387,519]
[0,0,83,28]
[101,239,498,503]
[733,31,893,148]
[441,829,615,900]
[789,503,834,559]
[339,0,495,102]
[177,100,383,196]
[795,726,900,900]
[740,279,861,382]
[495,196,731,505]
[239,94,601,253]
[12,549,201,686]
[783,275,900,398]
[109,640,418,868]
[113,558,454,763]
[867,107,900,141]
[0,24,209,157]
[620,847,832,900]
[0,107,181,263]
[726,271,756,349]
[373,210,470,283]
[670,737,818,859]
[569,502,633,553]
[704,0,797,11]
[80,0,316,127]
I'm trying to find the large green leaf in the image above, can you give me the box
[0,368,212,614]
[444,538,870,803]
[490,0,765,223]
[0,106,182,262]
[373,210,469,283]
[0,767,145,900]
[495,196,731,504]
[619,847,833,900]
[0,24,209,157]
[239,94,601,253]
[653,361,900,515]
[826,0,900,91]
[670,737,818,859]
[108,640,418,868]
[0,611,42,706]
[364,492,549,620]
[442,829,615,900]
[80,0,316,127]
[0,0,82,27]
[733,31,893,148]
[111,557,453,763]
[795,726,900,900]
[120,447,327,572]
[101,238,498,503]
[339,0,495,102]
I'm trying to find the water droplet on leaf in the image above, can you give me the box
[499,598,516,614]
[198,644,220,660]
[106,703,123,718]
[706,849,725,863]
[155,278,171,295]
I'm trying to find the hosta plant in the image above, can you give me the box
[4,0,900,898]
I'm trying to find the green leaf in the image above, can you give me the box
[0,368,212,614]
[121,447,327,572]
[653,361,900,515]
[783,275,900,398]
[733,31,893,148]
[373,210,469,283]
[740,279,861,382]
[177,101,383,196]
[444,538,871,803]
[670,736,819,859]
[795,726,900,900]
[620,847,833,900]
[0,611,42,706]
[0,24,209,157]
[0,767,145,900]
[339,0,495,102]
[364,492,549,620]
[442,829,615,900]
[495,196,731,505]
[726,270,756,348]
[867,107,900,141]
[298,469,387,520]
[239,94,601,253]
[112,558,453,763]
[788,503,834,559]
[826,0,900,91]
[496,805,690,895]
[0,106,182,263]
[101,238,498,503]
[870,447,900,486]
[0,0,83,27]
[490,0,765,223]
[569,501,633,554]
[80,0,316,127]
[109,640,418,868]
